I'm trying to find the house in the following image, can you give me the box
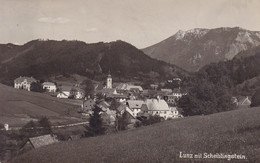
[70,87,85,99]
[57,86,71,98]
[163,94,177,105]
[97,88,117,97]
[139,97,181,120]
[97,100,111,112]
[172,88,187,98]
[14,76,36,91]
[150,84,159,90]
[126,100,145,117]
[42,82,57,92]
[145,98,172,119]
[161,89,172,94]
[116,103,127,115]
[238,96,251,108]
[97,88,128,101]
[81,99,96,114]
[57,86,85,99]
[116,83,143,93]
[169,107,182,118]
[20,134,58,152]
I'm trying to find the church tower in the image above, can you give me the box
[106,73,112,89]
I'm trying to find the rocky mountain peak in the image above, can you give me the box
[142,27,260,72]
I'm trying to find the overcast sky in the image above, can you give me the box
[1,0,260,48]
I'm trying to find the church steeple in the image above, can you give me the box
[106,72,112,89]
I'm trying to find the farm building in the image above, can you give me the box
[42,82,57,92]
[20,134,59,152]
[14,76,36,91]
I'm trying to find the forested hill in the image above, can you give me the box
[178,47,260,116]
[0,40,185,84]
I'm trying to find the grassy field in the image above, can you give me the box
[0,84,84,126]
[12,107,260,162]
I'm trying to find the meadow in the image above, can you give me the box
[12,106,260,162]
[0,84,83,127]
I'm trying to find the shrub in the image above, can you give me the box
[251,88,260,107]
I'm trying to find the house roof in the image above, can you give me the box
[238,96,251,106]
[43,82,56,86]
[116,83,143,91]
[116,104,127,112]
[127,100,144,109]
[140,104,149,112]
[14,76,36,84]
[29,134,58,149]
[161,89,172,93]
[98,88,117,94]
[84,99,95,104]
[98,101,111,108]
[145,99,169,111]
[172,88,187,94]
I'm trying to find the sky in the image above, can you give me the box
[1,0,260,48]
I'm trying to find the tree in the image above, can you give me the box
[19,117,52,140]
[30,81,44,92]
[81,79,94,98]
[20,120,38,139]
[251,88,260,107]
[110,99,121,110]
[84,106,106,137]
[116,112,129,131]
[38,117,52,135]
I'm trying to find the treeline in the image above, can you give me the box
[0,40,185,85]
[178,52,260,116]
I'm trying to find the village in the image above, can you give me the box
[13,74,186,126]
[0,74,189,157]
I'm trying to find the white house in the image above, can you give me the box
[126,100,144,117]
[57,91,70,98]
[141,97,181,119]
[144,98,173,119]
[57,86,71,99]
[172,88,187,98]
[14,76,36,91]
[57,85,85,99]
[42,82,57,92]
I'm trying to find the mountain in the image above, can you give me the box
[0,40,185,84]
[142,27,260,72]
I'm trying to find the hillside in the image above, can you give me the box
[142,27,260,72]
[12,107,260,162]
[0,40,185,84]
[0,84,83,127]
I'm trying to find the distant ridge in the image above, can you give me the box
[0,39,185,84]
[142,27,260,72]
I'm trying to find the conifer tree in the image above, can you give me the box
[85,106,106,137]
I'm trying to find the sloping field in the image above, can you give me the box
[13,107,260,162]
[0,84,81,126]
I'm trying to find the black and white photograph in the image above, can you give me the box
[0,0,260,162]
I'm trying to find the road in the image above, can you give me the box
[1,121,89,131]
